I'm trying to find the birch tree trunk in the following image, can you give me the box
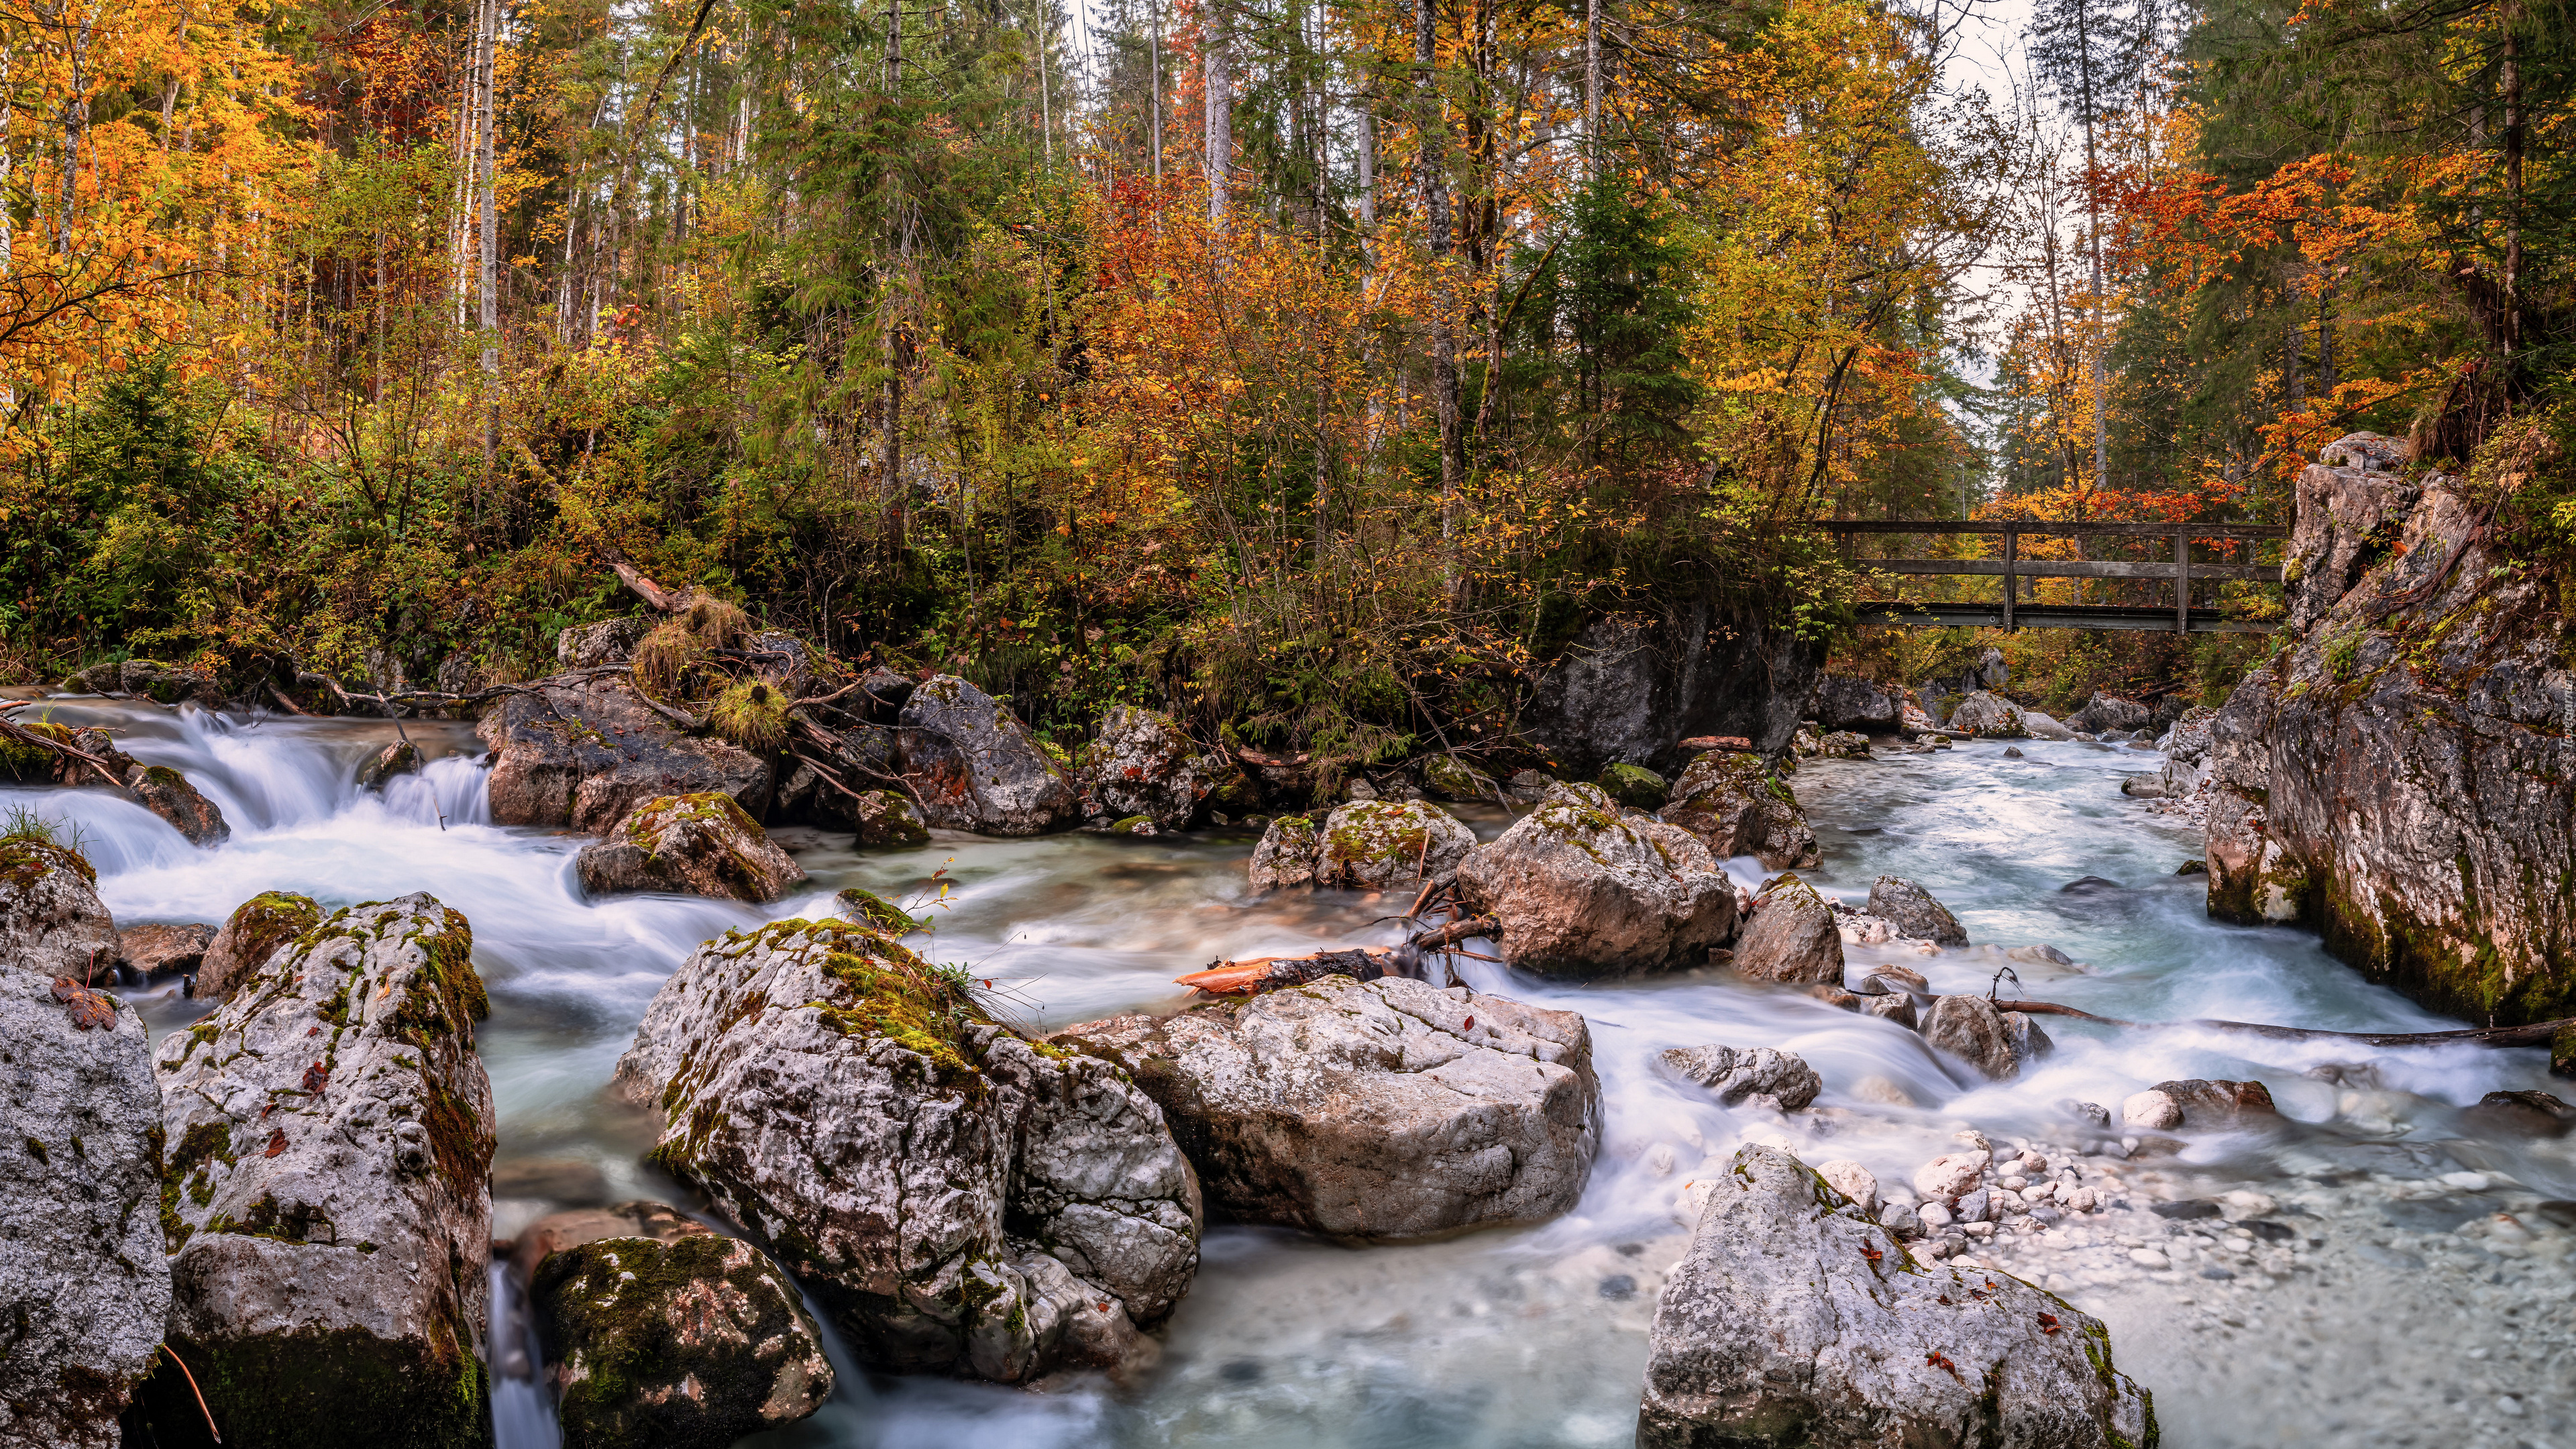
[1415,0,1461,605]
[476,0,499,482]
[1205,0,1229,225]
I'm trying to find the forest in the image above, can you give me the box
[1,0,2570,763]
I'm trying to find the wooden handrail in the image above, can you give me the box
[1821,519,2286,539]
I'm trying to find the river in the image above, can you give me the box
[11,698,2571,1449]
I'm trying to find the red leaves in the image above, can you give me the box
[2038,1312,2061,1335]
[50,977,115,1031]
[1926,1350,1961,1380]
[1860,1243,1884,1264]
[264,1128,289,1157]
[301,1061,330,1095]
[1462,1016,1476,1032]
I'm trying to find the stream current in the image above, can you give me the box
[11,697,2573,1449]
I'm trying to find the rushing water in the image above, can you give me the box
[10,697,2572,1449]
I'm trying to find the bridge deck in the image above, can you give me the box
[1822,520,2288,635]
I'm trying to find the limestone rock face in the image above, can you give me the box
[1920,994,2052,1081]
[1453,784,1735,977]
[575,793,809,904]
[0,915,170,1449]
[1662,751,1819,869]
[1731,874,1843,985]
[1061,975,1599,1240]
[121,763,230,845]
[1313,798,1475,890]
[610,920,1199,1381]
[1247,814,1324,891]
[0,837,118,981]
[1639,1146,2155,1449]
[1812,674,1900,732]
[152,892,496,1448]
[1517,604,1825,778]
[1656,1045,1820,1112]
[195,890,324,1004]
[1866,875,1968,945]
[481,674,771,833]
[2204,435,2576,1032]
[533,1230,833,1449]
[557,617,650,669]
[1946,689,2029,738]
[895,675,1079,837]
[1080,705,1228,832]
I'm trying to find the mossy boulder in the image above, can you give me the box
[149,893,496,1449]
[1108,814,1158,836]
[1662,751,1819,870]
[1421,753,1496,802]
[1077,705,1232,831]
[0,835,117,981]
[1248,815,1324,891]
[478,673,771,833]
[610,919,1200,1382]
[0,718,80,783]
[1314,798,1476,890]
[354,740,421,792]
[576,793,809,904]
[533,1229,832,1449]
[121,762,229,846]
[833,886,922,934]
[850,788,929,848]
[1595,761,1668,809]
[1453,782,1737,978]
[895,675,1079,837]
[197,891,325,1004]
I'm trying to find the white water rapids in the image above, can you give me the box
[11,698,2572,1448]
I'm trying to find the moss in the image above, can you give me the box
[1108,814,1156,835]
[1595,762,1668,808]
[834,887,922,934]
[708,680,789,752]
[162,1120,238,1250]
[0,835,97,888]
[127,1325,488,1449]
[0,719,76,781]
[222,892,323,979]
[1320,800,1454,877]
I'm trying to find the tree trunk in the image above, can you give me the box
[2502,0,2522,360]
[1148,0,1162,185]
[882,0,909,560]
[476,0,500,486]
[1205,0,1230,224]
[1415,0,1462,606]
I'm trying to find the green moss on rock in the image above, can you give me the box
[1595,762,1668,809]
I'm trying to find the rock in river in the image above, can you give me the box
[1313,798,1476,890]
[121,762,230,845]
[117,920,215,979]
[0,861,171,1449]
[1730,873,1844,985]
[531,1221,833,1449]
[1639,1146,2156,1449]
[1662,751,1821,869]
[575,792,809,903]
[1079,704,1237,832]
[611,918,1199,1382]
[481,672,771,833]
[1062,975,1600,1240]
[1945,689,2029,738]
[1454,783,1735,976]
[1919,994,2051,1081]
[1656,1044,1820,1112]
[1866,874,1968,945]
[150,892,496,1448]
[896,674,1080,837]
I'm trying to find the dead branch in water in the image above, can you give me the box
[1177,914,1501,997]
[1993,999,2572,1051]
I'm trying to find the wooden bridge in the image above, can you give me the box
[1821,520,2289,634]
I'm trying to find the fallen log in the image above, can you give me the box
[1993,998,2575,1053]
[1176,916,1499,997]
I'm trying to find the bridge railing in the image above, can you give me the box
[1820,520,2290,635]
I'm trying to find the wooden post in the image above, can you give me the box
[2002,529,2017,634]
[2174,530,2190,634]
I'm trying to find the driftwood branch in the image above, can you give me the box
[1176,914,1500,996]
[609,557,690,613]
[1992,998,2572,1052]
[0,714,127,788]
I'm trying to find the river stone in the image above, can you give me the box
[533,1231,833,1449]
[609,919,1199,1381]
[120,763,230,845]
[895,674,1079,836]
[117,920,216,979]
[1656,1044,1820,1112]
[2066,692,2151,735]
[1817,730,1872,759]
[1061,975,1599,1240]
[0,837,119,982]
[843,788,929,848]
[1662,751,1819,869]
[1919,994,2051,1081]
[0,926,171,1447]
[1247,814,1324,890]
[1079,705,1230,832]
[1313,798,1475,889]
[481,673,771,833]
[1866,875,1968,945]
[1817,1159,1880,1215]
[2121,1090,2184,1130]
[195,890,325,1004]
[1731,873,1843,985]
[1642,1146,2154,1449]
[2023,710,2076,741]
[2150,1078,2278,1128]
[1946,689,2029,738]
[152,892,496,1448]
[1812,674,1900,733]
[557,616,650,669]
[1421,754,1497,802]
[1596,762,1668,808]
[575,793,808,904]
[1454,783,1735,977]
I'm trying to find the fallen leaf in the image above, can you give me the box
[302,1061,329,1094]
[1462,1016,1476,1031]
[264,1128,288,1157]
[50,977,116,1031]
[2038,1312,2060,1335]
